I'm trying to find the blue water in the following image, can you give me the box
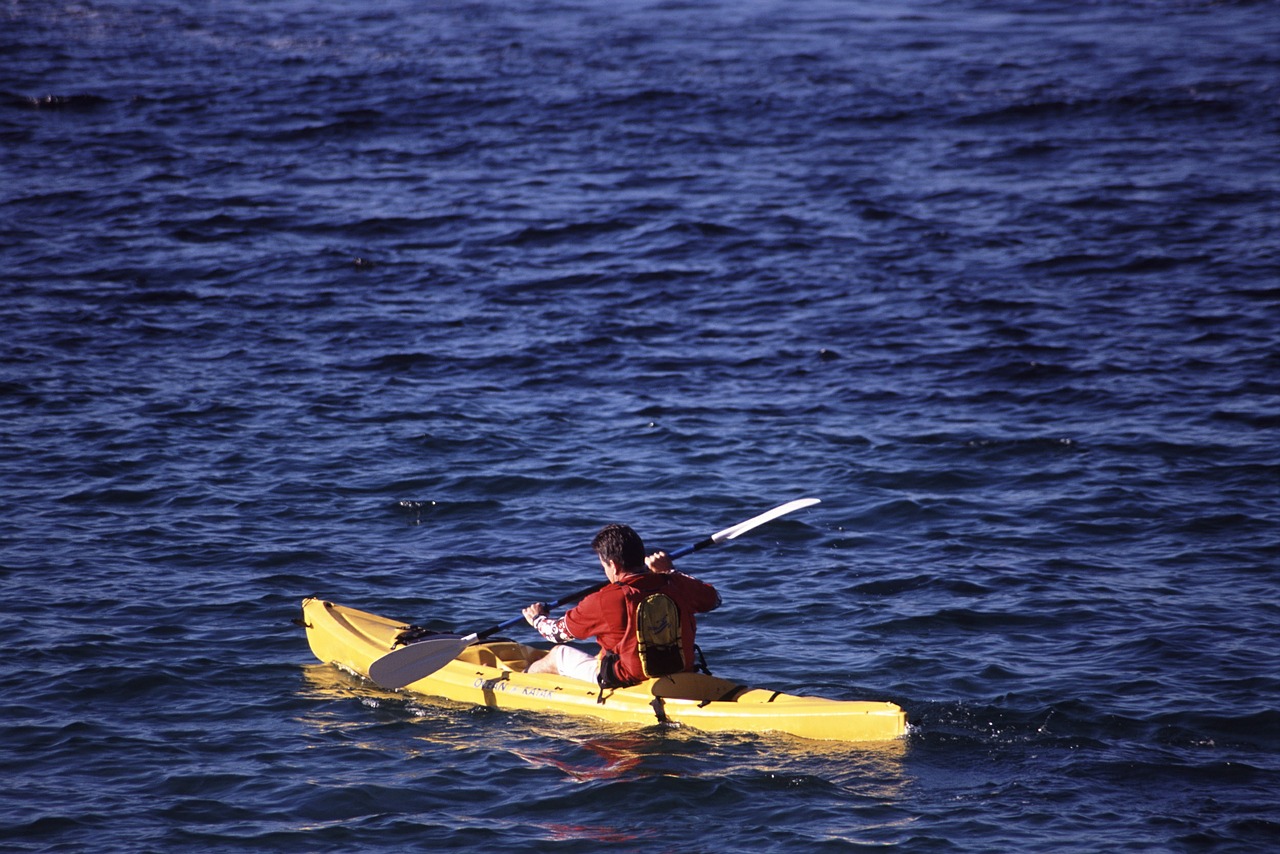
[3,0,1279,849]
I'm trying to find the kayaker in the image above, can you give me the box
[521,523,721,687]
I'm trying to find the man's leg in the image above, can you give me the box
[527,645,600,681]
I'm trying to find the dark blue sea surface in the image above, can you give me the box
[3,0,1279,849]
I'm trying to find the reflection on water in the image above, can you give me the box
[512,734,647,781]
[537,822,648,844]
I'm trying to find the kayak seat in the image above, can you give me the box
[458,641,542,672]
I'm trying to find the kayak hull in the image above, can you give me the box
[300,597,907,743]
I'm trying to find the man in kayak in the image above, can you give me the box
[522,523,721,687]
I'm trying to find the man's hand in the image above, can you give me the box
[522,602,549,626]
[646,551,674,573]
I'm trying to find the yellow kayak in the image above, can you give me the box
[300,597,907,743]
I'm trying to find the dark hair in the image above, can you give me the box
[592,523,646,571]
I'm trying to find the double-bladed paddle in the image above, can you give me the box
[367,497,821,689]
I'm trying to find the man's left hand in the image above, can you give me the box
[522,602,549,625]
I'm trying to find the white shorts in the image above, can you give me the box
[548,645,601,683]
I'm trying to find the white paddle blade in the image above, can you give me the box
[710,497,821,543]
[368,635,472,689]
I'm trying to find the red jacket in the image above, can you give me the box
[564,570,720,685]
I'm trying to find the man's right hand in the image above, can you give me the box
[646,551,674,573]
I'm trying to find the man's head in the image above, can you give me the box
[592,523,646,573]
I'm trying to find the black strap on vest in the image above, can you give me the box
[597,652,630,691]
[693,644,711,674]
